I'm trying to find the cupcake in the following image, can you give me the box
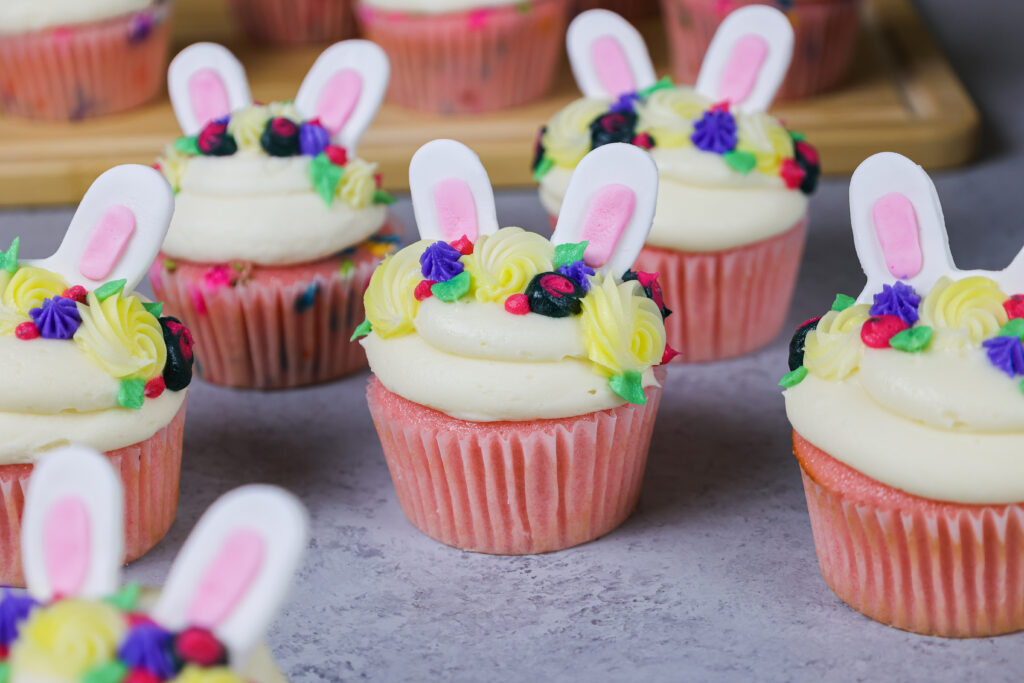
[0,165,193,587]
[575,0,659,23]
[356,0,571,114]
[226,0,356,45]
[0,0,172,120]
[358,139,671,555]
[784,152,1024,637]
[152,41,400,389]
[534,9,818,362]
[661,0,861,100]
[0,444,307,680]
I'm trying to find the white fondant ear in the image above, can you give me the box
[695,5,793,113]
[294,40,390,153]
[567,10,657,100]
[22,446,123,603]
[152,486,308,670]
[849,152,954,301]
[169,43,253,136]
[409,140,500,243]
[25,165,173,293]
[550,143,658,276]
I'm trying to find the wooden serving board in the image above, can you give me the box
[0,0,978,206]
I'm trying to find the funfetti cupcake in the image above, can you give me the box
[784,152,1024,637]
[152,41,400,389]
[358,139,671,555]
[534,8,819,362]
[0,0,172,120]
[226,0,356,45]
[356,0,571,114]
[1,445,307,680]
[0,165,193,587]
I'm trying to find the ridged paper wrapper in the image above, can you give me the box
[226,0,355,45]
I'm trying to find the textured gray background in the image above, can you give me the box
[1,0,1021,680]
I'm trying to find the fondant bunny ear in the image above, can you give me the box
[409,139,500,243]
[567,10,657,100]
[695,5,794,113]
[25,165,173,293]
[294,40,390,153]
[152,486,308,669]
[550,143,658,276]
[849,152,954,301]
[22,446,123,603]
[169,42,252,136]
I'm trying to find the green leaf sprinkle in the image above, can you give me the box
[105,582,141,611]
[553,241,589,269]
[533,156,554,182]
[831,293,856,312]
[999,318,1024,338]
[609,370,646,405]
[163,258,177,272]
[372,189,397,206]
[142,301,164,318]
[779,366,808,388]
[0,237,19,273]
[94,279,127,302]
[431,271,472,303]
[638,76,675,98]
[117,378,146,410]
[790,130,807,142]
[82,662,127,683]
[310,152,345,207]
[174,136,201,156]
[723,150,757,175]
[338,260,355,278]
[350,319,373,342]
[889,326,933,353]
[0,663,9,683]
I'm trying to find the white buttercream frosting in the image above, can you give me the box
[360,0,524,14]
[0,0,152,34]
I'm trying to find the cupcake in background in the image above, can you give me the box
[357,0,570,114]
[152,41,400,389]
[534,9,818,362]
[226,0,356,45]
[785,153,1024,637]
[0,165,192,586]
[661,0,861,100]
[575,0,659,23]
[359,139,671,554]
[0,0,172,120]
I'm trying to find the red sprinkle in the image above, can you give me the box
[414,280,436,301]
[175,627,226,666]
[324,145,348,167]
[632,133,654,150]
[144,377,166,399]
[15,322,39,340]
[450,235,474,255]
[710,101,731,113]
[795,140,819,166]
[635,271,658,288]
[126,613,154,628]
[861,314,908,348]
[780,158,806,190]
[661,344,680,364]
[1005,295,1024,320]
[62,285,88,304]
[124,670,161,683]
[504,293,530,315]
[374,172,384,189]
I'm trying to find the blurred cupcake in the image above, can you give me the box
[359,140,670,554]
[534,9,818,362]
[226,0,356,45]
[784,153,1024,637]
[575,0,659,23]
[661,0,861,99]
[357,0,571,114]
[152,41,399,389]
[0,0,172,120]
[0,165,191,586]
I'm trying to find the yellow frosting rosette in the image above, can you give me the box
[803,304,871,380]
[635,87,710,148]
[74,290,167,380]
[227,104,271,152]
[338,158,378,210]
[8,600,126,678]
[735,112,795,176]
[919,275,1008,347]
[541,98,610,169]
[364,240,431,338]
[2,266,67,317]
[464,228,554,304]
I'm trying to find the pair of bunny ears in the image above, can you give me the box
[411,140,658,277]
[22,446,308,670]
[168,40,390,153]
[851,152,1024,300]
[568,7,793,113]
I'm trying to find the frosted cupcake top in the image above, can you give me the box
[157,41,395,267]
[0,0,156,34]
[535,9,819,252]
[0,446,307,682]
[358,140,671,421]
[784,153,1024,504]
[360,0,525,14]
[0,166,191,463]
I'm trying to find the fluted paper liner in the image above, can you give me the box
[226,0,355,45]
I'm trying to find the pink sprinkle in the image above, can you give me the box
[15,322,39,340]
[780,158,806,190]
[710,101,731,113]
[414,280,436,301]
[325,145,348,167]
[51,27,74,48]
[1004,295,1024,320]
[796,141,819,166]
[661,344,680,364]
[505,294,530,315]
[450,235,474,256]
[188,284,208,316]
[467,9,490,29]
[635,271,659,288]
[203,265,233,292]
[144,376,165,399]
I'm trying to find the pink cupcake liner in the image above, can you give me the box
[574,0,660,23]
[660,0,862,100]
[366,366,666,555]
[226,0,355,45]
[358,0,571,114]
[0,2,172,120]
[794,430,1024,637]
[0,401,186,587]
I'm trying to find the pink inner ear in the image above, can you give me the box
[45,497,90,597]
[580,184,636,268]
[718,34,768,105]
[873,192,923,279]
[317,69,363,137]
[187,529,266,629]
[188,69,231,130]
[79,205,136,281]
[591,35,635,98]
[434,178,479,242]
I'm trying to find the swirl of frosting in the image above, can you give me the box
[9,600,125,678]
[226,105,271,152]
[172,665,245,683]
[339,158,378,210]
[158,143,190,191]
[364,240,431,338]
[463,228,554,304]
[636,87,709,148]
[919,275,1008,346]
[735,112,795,175]
[542,98,609,168]
[580,275,665,377]
[74,291,166,380]
[1,266,67,317]
[803,304,871,380]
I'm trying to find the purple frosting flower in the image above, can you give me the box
[0,590,37,647]
[983,336,1024,378]
[29,296,81,340]
[870,281,921,325]
[691,109,738,154]
[556,261,595,293]
[610,91,641,113]
[299,121,331,157]
[117,623,179,678]
[420,241,464,282]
